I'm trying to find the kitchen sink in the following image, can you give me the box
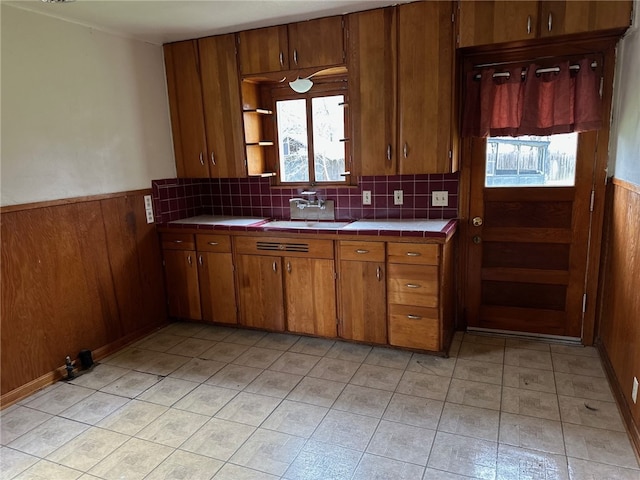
[263,220,351,230]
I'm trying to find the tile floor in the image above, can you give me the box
[1,324,639,480]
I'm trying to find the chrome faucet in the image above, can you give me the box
[289,198,326,210]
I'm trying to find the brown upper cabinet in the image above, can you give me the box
[164,35,246,178]
[349,2,455,176]
[237,16,345,76]
[457,0,632,47]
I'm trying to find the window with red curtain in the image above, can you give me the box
[462,58,602,138]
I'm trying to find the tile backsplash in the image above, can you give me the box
[152,174,459,224]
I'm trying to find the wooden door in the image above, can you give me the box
[338,260,387,344]
[458,1,538,47]
[163,41,209,178]
[284,257,337,337]
[288,16,344,69]
[198,35,247,178]
[198,252,237,324]
[236,254,285,331]
[466,133,597,338]
[237,26,289,75]
[163,249,201,320]
[397,1,453,174]
[347,7,397,176]
[539,1,632,38]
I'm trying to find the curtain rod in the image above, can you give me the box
[473,61,598,80]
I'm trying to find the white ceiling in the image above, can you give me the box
[6,0,410,45]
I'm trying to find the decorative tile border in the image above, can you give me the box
[152,173,459,224]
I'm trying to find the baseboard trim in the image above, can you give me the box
[596,339,640,463]
[0,322,168,409]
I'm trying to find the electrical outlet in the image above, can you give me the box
[145,209,154,224]
[432,190,449,207]
[144,195,153,210]
[362,190,372,205]
[633,377,638,404]
[394,190,403,205]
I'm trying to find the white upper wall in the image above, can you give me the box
[610,0,640,185]
[0,5,176,206]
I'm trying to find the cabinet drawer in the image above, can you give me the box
[387,264,439,307]
[196,234,231,253]
[161,233,195,250]
[389,304,439,351]
[339,241,385,262]
[235,236,334,259]
[387,242,439,265]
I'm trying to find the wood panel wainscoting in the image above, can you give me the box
[596,177,640,458]
[0,190,167,407]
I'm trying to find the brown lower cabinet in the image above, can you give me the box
[196,234,238,325]
[337,241,388,344]
[236,254,285,331]
[161,233,201,321]
[234,236,336,334]
[161,233,238,324]
[161,230,455,354]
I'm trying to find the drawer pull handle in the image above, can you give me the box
[376,266,382,281]
[198,255,203,266]
[273,261,278,273]
[407,314,422,320]
[355,249,369,254]
[406,283,421,289]
[287,261,291,273]
[199,152,204,165]
[406,252,421,257]
[173,240,183,244]
[207,242,219,246]
[187,255,192,266]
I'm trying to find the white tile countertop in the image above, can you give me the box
[169,215,269,226]
[165,215,457,239]
[342,219,451,232]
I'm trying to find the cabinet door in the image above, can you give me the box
[348,7,397,176]
[338,260,387,344]
[237,26,289,75]
[198,252,237,324]
[397,1,453,174]
[458,1,538,47]
[284,257,337,337]
[198,35,247,178]
[163,41,209,178]
[539,1,632,37]
[288,16,344,69]
[163,249,201,320]
[237,254,285,331]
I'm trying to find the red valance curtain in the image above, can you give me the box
[462,58,602,138]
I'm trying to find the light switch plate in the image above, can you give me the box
[432,190,448,207]
[144,195,153,210]
[394,190,403,205]
[145,209,154,224]
[362,190,372,205]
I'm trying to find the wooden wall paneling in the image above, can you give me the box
[597,180,640,455]
[100,195,166,336]
[1,203,116,395]
[1,191,167,402]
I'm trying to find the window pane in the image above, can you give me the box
[277,99,309,182]
[485,133,578,187]
[312,95,346,183]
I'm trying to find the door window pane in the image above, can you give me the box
[312,95,346,182]
[485,133,578,187]
[277,99,309,182]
